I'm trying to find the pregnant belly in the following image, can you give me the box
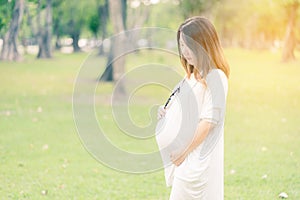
[155,98,183,150]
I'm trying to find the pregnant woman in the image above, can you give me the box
[156,16,230,200]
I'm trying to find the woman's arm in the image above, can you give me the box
[170,120,215,166]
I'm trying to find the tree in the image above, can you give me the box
[0,0,12,33]
[72,1,96,52]
[65,1,93,52]
[52,0,65,50]
[212,0,288,49]
[127,0,151,29]
[100,0,127,83]
[20,1,38,54]
[179,0,220,19]
[51,0,95,52]
[282,0,299,62]
[0,0,25,61]
[89,13,100,39]
[87,0,110,55]
[97,0,109,55]
[37,0,52,58]
[101,0,127,98]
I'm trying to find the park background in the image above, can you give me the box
[1,0,300,199]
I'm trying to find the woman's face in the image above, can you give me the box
[179,34,195,66]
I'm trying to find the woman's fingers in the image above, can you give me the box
[158,107,166,116]
[170,151,185,166]
[157,105,166,120]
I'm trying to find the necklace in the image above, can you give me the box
[163,79,185,109]
[163,73,200,109]
[165,75,202,109]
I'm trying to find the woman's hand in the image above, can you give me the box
[157,105,166,120]
[170,121,215,167]
[170,150,188,167]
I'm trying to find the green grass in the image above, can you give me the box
[0,49,300,199]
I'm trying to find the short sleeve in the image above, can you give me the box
[199,69,228,125]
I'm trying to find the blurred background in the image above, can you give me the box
[0,0,300,199]
[1,0,299,61]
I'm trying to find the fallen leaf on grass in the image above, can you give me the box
[42,144,49,151]
[58,184,66,189]
[37,106,43,113]
[261,174,267,179]
[279,192,288,198]
[41,190,48,195]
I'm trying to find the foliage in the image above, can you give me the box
[1,0,300,53]
[178,0,220,18]
[212,0,297,48]
[0,0,15,35]
[51,0,67,38]
[88,13,101,37]
[144,1,183,30]
[51,0,103,39]
[282,0,300,5]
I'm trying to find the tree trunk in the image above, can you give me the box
[71,31,81,52]
[55,34,61,50]
[126,2,150,50]
[282,2,299,62]
[37,0,53,59]
[107,0,127,99]
[99,40,114,81]
[0,0,25,61]
[98,0,109,55]
[121,0,127,30]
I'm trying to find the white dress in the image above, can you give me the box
[155,69,228,200]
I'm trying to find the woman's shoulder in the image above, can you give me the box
[207,68,226,78]
[205,68,228,91]
[206,69,227,82]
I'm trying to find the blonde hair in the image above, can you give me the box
[177,16,230,85]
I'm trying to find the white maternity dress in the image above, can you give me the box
[155,69,228,200]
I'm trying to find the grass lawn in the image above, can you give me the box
[0,48,299,199]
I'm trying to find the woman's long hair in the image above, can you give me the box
[177,16,230,84]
